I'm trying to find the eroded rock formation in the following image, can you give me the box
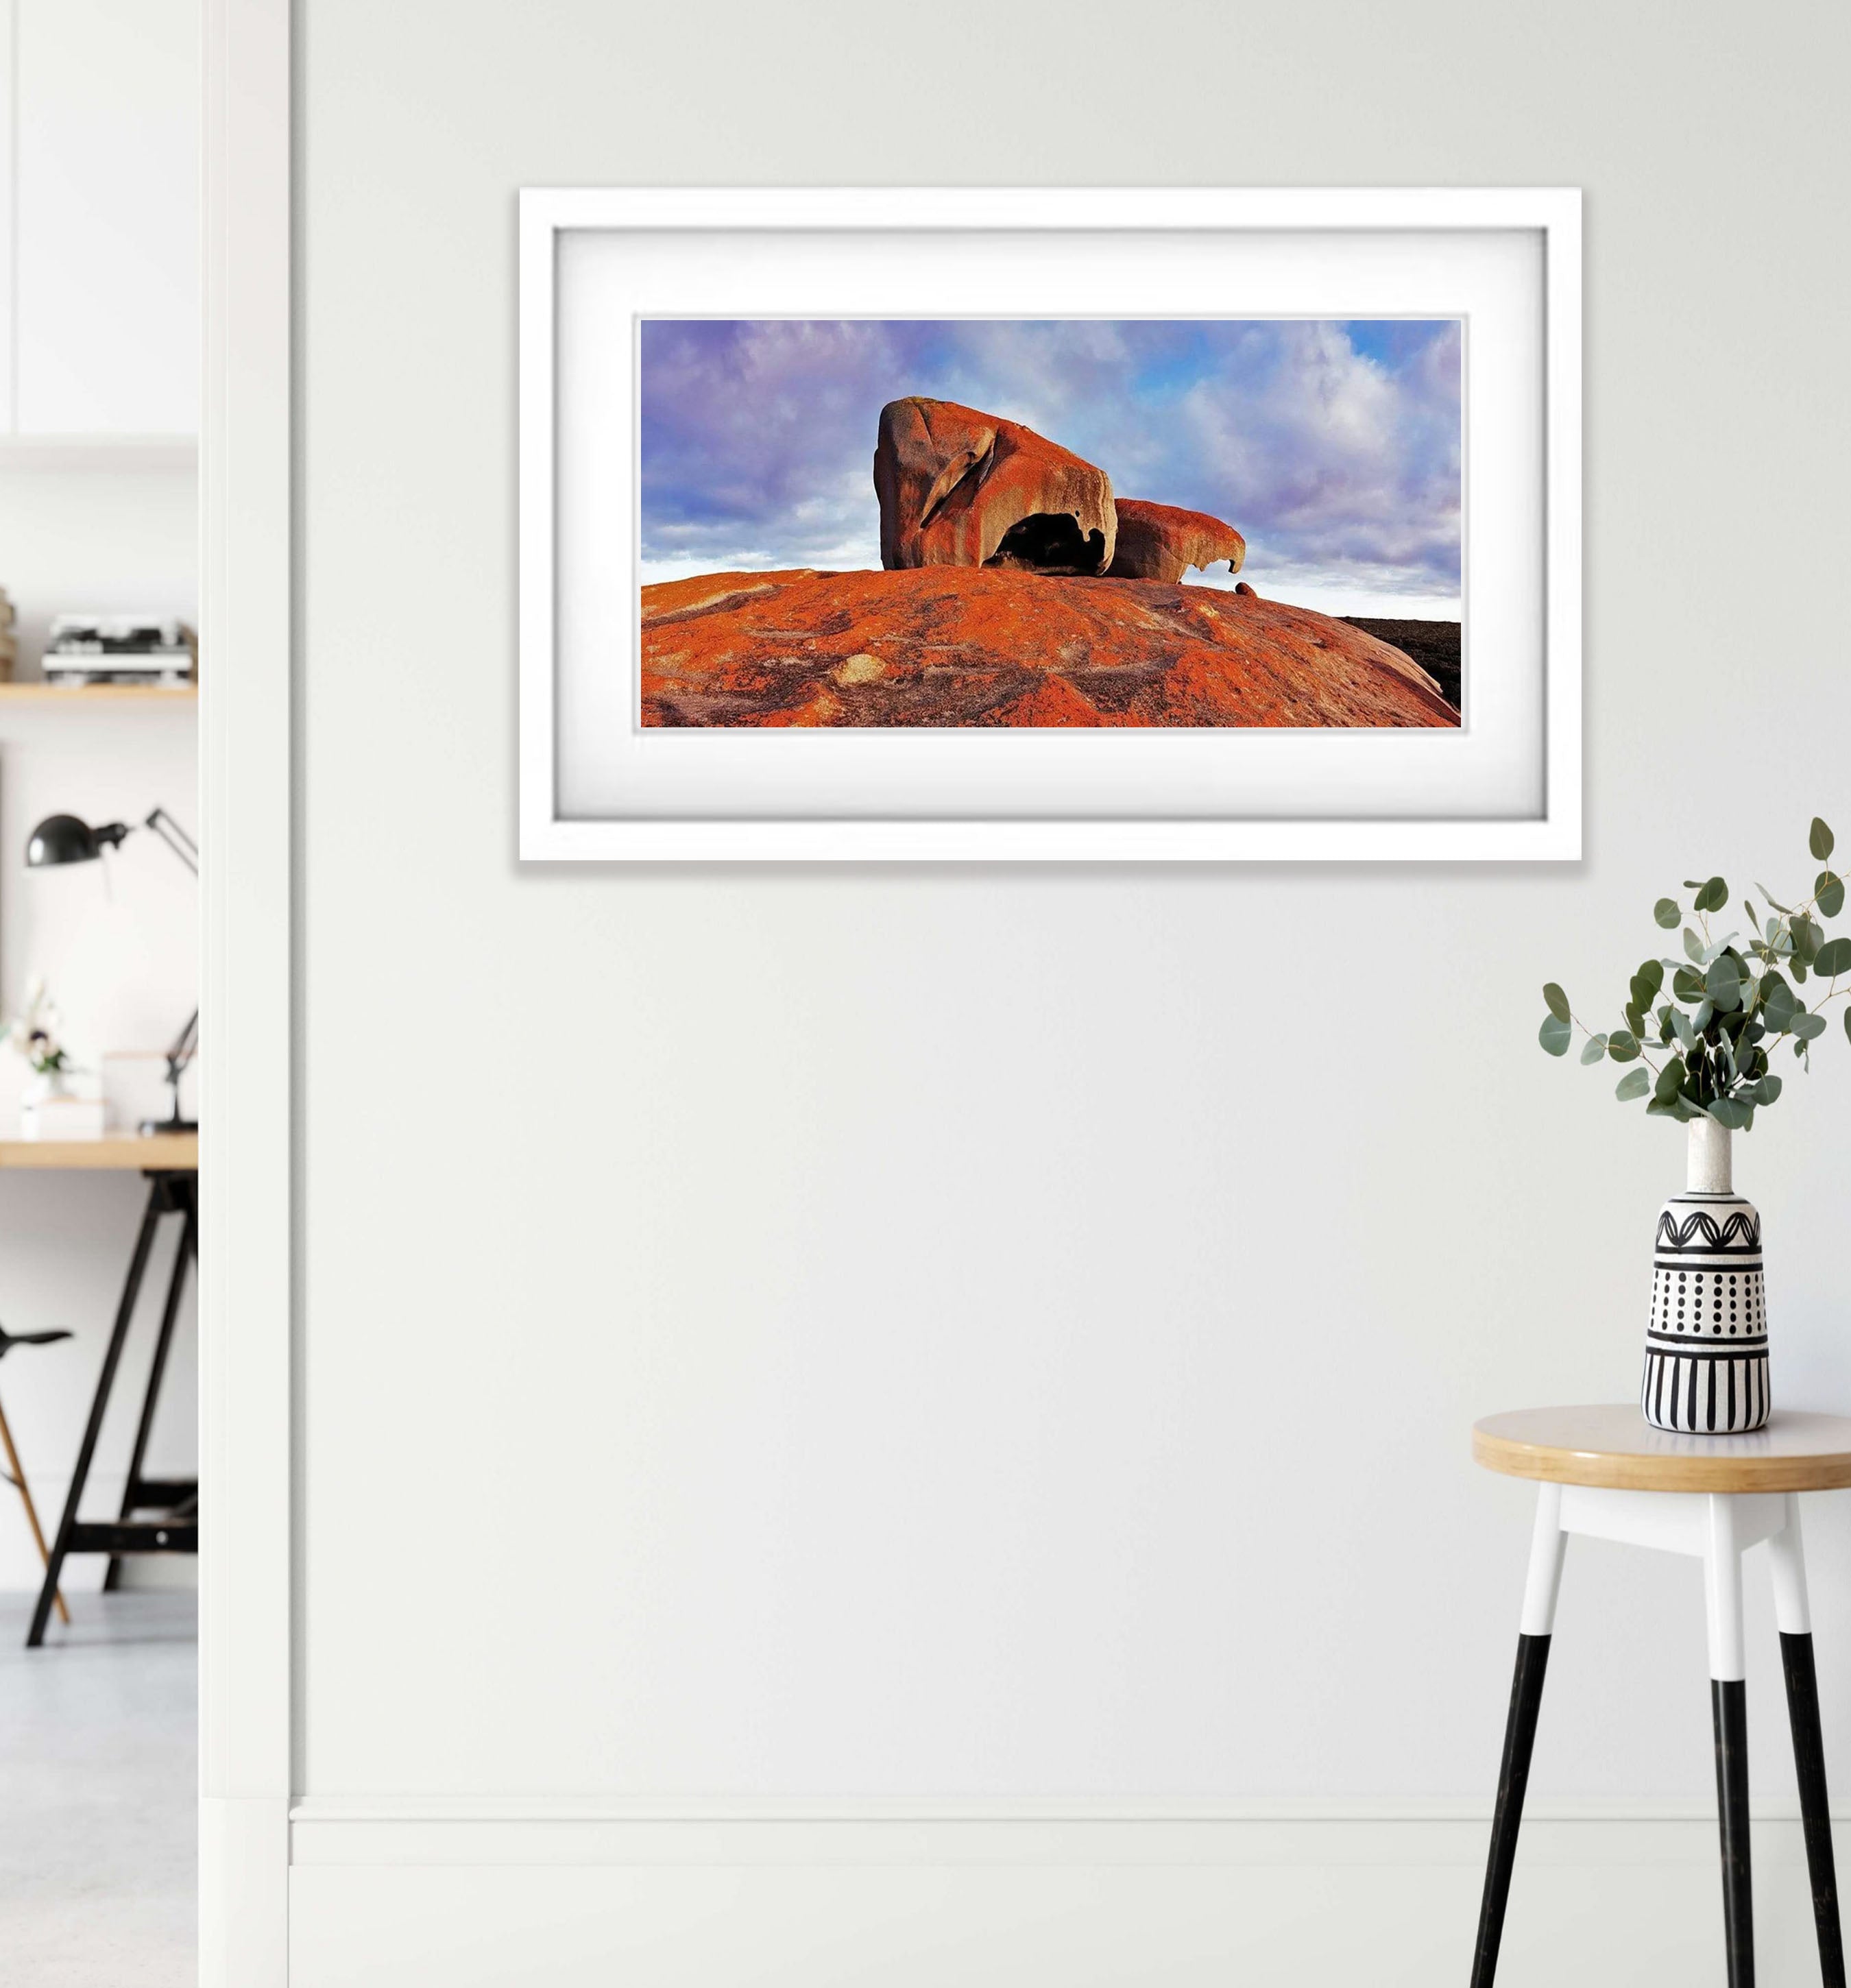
[1106,499,1246,583]
[642,567,1456,729]
[638,398,1462,729]
[873,398,1117,576]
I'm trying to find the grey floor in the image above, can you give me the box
[0,1590,196,1986]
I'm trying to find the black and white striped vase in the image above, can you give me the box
[1641,1117,1768,1433]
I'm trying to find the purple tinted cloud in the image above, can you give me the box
[640,319,1460,603]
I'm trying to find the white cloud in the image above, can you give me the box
[641,318,1462,616]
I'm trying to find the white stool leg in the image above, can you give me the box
[1705,1494,1747,1682]
[1770,1492,1811,1635]
[1771,1496,1846,1986]
[1705,1495,1754,1987]
[1520,1481,1567,1636]
[1473,1483,1566,1987]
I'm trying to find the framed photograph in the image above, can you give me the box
[520,187,1579,862]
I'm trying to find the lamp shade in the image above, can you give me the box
[25,814,111,867]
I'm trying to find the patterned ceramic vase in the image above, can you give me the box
[1641,1117,1767,1433]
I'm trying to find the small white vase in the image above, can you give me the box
[22,1067,73,1106]
[1641,1117,1768,1433]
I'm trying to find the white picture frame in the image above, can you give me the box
[520,186,1580,862]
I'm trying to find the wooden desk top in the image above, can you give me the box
[0,1132,197,1172]
[1475,1405,1851,1494]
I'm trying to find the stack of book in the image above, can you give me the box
[21,1071,106,1140]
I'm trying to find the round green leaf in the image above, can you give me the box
[1542,982,1571,1022]
[1812,817,1836,862]
[1794,1010,1828,1041]
[1708,1098,1752,1131]
[1580,1033,1608,1065]
[1706,955,1744,1010]
[1539,1015,1571,1056]
[1694,875,1729,914]
[1817,871,1846,919]
[1654,897,1681,930]
[1606,1030,1640,1063]
[1653,1058,1686,1104]
[1815,936,1851,977]
[1614,1067,1651,1102]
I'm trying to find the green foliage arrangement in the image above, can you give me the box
[1540,816,1851,1130]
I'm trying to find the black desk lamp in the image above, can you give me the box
[25,808,198,1135]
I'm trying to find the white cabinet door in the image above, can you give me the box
[14,0,199,435]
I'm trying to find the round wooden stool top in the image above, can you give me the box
[1474,1405,1851,1494]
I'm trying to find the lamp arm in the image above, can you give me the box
[143,806,198,875]
[138,806,199,1128]
[165,1008,199,1078]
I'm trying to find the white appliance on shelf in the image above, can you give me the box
[41,613,195,687]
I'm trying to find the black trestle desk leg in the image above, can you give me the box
[26,1178,165,1647]
[103,1191,196,1592]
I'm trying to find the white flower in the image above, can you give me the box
[4,978,67,1071]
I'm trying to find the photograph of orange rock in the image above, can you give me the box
[640,321,1462,729]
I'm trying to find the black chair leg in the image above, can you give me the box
[1714,1677,1755,1988]
[1471,1631,1551,1987]
[1782,1631,1846,1988]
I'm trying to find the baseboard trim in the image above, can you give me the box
[289,1795,1851,1869]
[202,1795,288,1988]
[287,1798,1851,1985]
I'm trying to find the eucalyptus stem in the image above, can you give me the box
[1540,817,1848,1128]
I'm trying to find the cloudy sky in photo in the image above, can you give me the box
[639,318,1462,619]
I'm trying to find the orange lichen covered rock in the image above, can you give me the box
[642,567,1457,729]
[873,398,1117,576]
[1106,499,1246,583]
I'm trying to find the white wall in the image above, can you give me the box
[0,465,198,1590]
[12,0,200,435]
[294,0,1851,1977]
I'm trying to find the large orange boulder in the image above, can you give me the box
[873,398,1117,576]
[1106,498,1246,583]
[641,566,1457,729]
